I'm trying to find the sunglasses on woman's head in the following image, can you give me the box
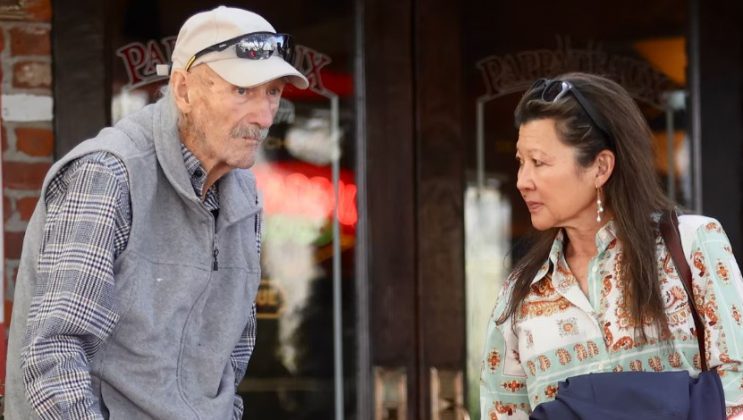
[530,78,613,147]
[185,32,295,71]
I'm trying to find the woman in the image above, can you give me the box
[480,72,743,419]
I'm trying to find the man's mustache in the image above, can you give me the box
[230,124,269,140]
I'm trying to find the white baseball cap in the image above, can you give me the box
[157,6,309,89]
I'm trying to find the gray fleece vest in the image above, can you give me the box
[5,98,262,419]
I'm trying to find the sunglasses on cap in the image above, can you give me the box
[530,78,613,146]
[185,31,295,72]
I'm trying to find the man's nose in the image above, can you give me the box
[253,95,276,129]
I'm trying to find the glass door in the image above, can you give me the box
[460,0,690,417]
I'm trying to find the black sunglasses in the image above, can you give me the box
[185,31,295,71]
[530,78,613,146]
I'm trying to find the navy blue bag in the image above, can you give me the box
[530,370,725,420]
[530,211,727,420]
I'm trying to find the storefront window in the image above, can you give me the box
[109,2,357,418]
[462,1,689,417]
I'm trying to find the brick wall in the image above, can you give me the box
[0,0,53,347]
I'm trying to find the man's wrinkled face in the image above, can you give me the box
[184,64,285,171]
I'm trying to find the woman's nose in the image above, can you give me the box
[516,167,532,192]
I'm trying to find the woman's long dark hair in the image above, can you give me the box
[499,72,675,341]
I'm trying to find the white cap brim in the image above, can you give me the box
[205,55,309,89]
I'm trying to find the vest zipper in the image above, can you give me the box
[211,204,219,272]
[212,233,219,271]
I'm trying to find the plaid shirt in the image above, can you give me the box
[21,145,257,419]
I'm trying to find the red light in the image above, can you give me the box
[254,163,358,228]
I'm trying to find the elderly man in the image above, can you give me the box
[5,6,307,419]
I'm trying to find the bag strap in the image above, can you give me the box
[659,209,708,372]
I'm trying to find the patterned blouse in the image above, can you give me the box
[480,216,743,419]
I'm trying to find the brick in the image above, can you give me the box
[1,125,7,153]
[5,261,17,338]
[15,126,52,157]
[2,195,10,223]
[3,161,50,189]
[12,60,51,89]
[4,299,13,332]
[16,195,38,221]
[4,231,24,259]
[9,26,50,56]
[22,0,51,22]
[5,261,18,333]
[0,28,4,53]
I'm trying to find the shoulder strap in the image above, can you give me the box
[659,210,708,371]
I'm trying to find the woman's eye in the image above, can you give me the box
[533,159,543,167]
[236,87,248,96]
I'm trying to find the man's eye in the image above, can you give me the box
[268,87,283,97]
[236,87,248,95]
[533,159,544,167]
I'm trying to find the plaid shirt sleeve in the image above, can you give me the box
[231,302,257,419]
[21,152,130,420]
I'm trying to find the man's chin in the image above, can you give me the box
[235,144,259,169]
[232,156,257,170]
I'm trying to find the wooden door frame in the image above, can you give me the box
[689,0,743,261]
[52,0,111,159]
[362,0,419,416]
[363,0,466,418]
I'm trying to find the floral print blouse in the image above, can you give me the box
[480,216,743,419]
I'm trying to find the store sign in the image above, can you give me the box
[256,279,285,319]
[115,37,333,94]
[476,36,673,109]
[116,36,176,89]
[293,45,332,95]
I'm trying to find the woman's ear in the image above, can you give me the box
[594,149,615,188]
[170,70,192,114]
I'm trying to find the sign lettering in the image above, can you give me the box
[115,36,176,89]
[293,45,332,95]
[477,37,673,109]
[115,37,332,96]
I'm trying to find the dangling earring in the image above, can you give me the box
[596,186,604,223]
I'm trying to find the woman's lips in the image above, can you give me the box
[525,201,543,213]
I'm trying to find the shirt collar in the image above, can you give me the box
[595,219,618,253]
[180,143,218,206]
[531,220,618,285]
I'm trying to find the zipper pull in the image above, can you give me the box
[212,247,219,271]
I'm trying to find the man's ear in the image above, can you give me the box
[594,149,615,188]
[170,70,192,114]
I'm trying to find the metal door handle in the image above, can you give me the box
[374,367,407,420]
[431,367,470,420]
